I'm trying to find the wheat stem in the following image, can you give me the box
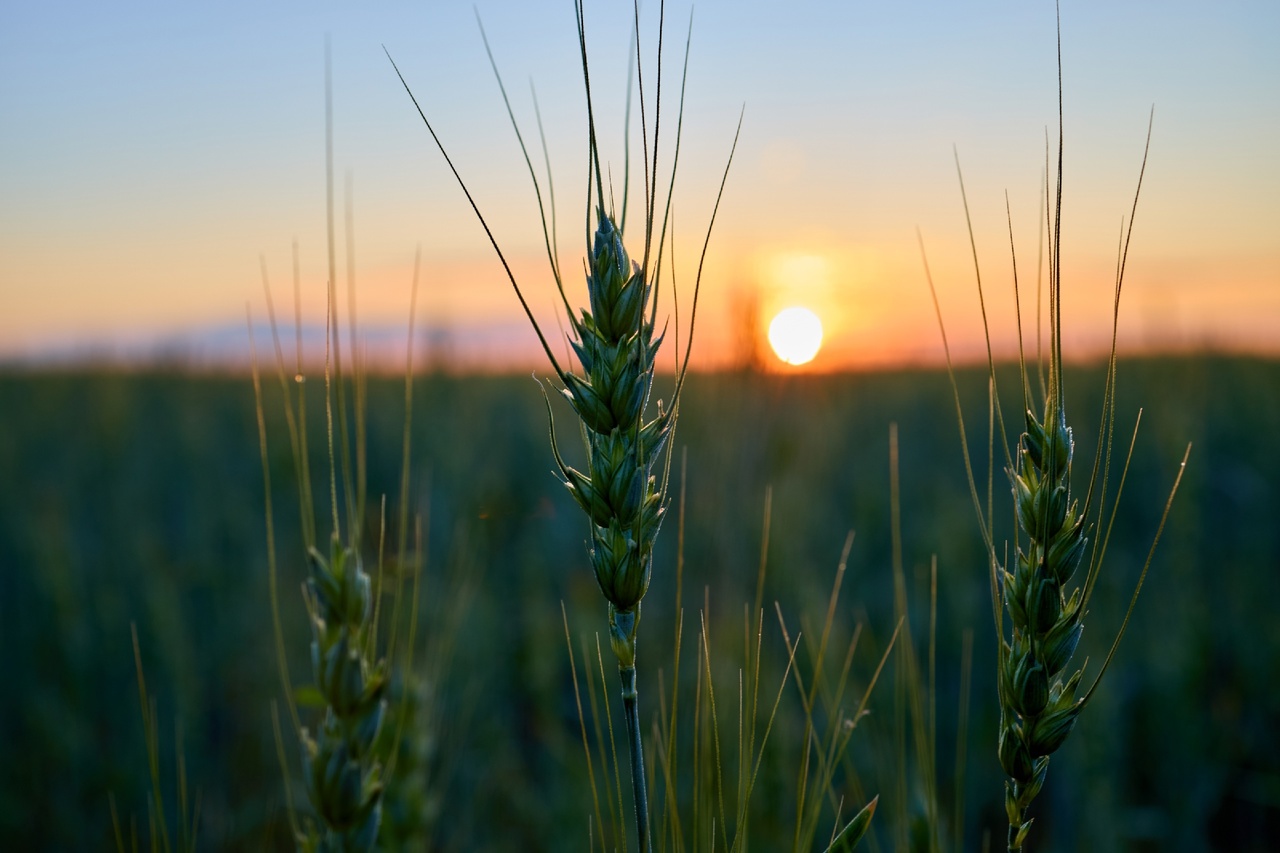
[621,664,652,851]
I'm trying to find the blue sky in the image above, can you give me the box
[2,1,1277,368]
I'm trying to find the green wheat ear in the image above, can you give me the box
[544,206,670,653]
[996,385,1089,849]
[298,536,388,852]
[925,7,1189,850]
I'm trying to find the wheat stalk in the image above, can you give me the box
[252,42,436,849]
[388,3,740,848]
[923,6,1190,849]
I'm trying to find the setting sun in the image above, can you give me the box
[768,306,824,366]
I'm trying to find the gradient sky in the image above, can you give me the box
[2,1,1277,370]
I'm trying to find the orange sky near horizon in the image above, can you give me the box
[1,1,1276,372]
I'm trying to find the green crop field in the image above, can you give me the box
[1,356,1275,850]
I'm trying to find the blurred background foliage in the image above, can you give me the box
[0,355,1275,850]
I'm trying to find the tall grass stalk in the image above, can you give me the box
[114,623,201,853]
[389,3,740,848]
[776,556,894,853]
[883,421,970,853]
[923,7,1191,849]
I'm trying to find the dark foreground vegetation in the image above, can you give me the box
[1,355,1275,850]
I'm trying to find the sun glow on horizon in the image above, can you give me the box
[768,306,824,366]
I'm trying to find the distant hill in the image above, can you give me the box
[1,319,547,373]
